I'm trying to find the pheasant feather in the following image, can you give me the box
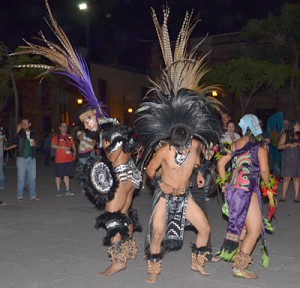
[135,7,222,170]
[150,6,219,95]
[10,0,106,116]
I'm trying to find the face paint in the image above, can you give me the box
[79,111,98,131]
[173,139,192,166]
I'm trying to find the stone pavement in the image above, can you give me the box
[0,154,299,288]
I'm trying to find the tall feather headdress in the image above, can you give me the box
[10,0,106,117]
[149,6,219,97]
[135,7,222,168]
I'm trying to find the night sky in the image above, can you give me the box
[1,0,298,70]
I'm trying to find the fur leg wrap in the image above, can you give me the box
[95,211,130,246]
[232,251,252,272]
[107,241,127,264]
[147,253,162,276]
[191,244,210,267]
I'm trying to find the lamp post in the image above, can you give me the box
[78,2,90,62]
[212,90,218,97]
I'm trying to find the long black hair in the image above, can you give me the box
[245,129,265,148]
[285,120,300,139]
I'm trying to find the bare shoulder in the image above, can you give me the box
[156,143,170,154]
[232,137,247,150]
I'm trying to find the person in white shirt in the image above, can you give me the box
[221,121,241,144]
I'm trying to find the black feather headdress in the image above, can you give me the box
[134,7,222,168]
[135,88,221,164]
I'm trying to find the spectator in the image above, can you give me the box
[221,121,241,144]
[51,123,76,196]
[282,119,289,133]
[259,118,270,145]
[278,120,300,202]
[4,118,40,202]
[220,112,231,133]
[42,129,53,166]
[0,127,6,191]
[76,127,96,194]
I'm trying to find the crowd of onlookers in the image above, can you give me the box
[0,119,98,204]
[0,112,299,204]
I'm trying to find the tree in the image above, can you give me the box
[207,57,294,116]
[0,42,19,134]
[0,42,44,134]
[0,43,14,113]
[240,3,300,118]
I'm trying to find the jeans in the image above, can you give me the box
[78,156,89,190]
[17,157,37,199]
[0,157,4,188]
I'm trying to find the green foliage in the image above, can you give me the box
[0,42,13,110]
[240,3,300,66]
[0,42,45,112]
[208,57,293,96]
[206,3,300,116]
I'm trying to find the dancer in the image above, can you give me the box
[79,105,142,276]
[11,0,141,277]
[217,114,270,279]
[135,7,221,283]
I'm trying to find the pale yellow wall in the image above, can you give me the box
[90,64,149,124]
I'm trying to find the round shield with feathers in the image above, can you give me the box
[85,156,119,207]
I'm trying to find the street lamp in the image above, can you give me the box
[78,2,90,62]
[78,2,88,10]
[212,90,218,97]
[77,98,83,105]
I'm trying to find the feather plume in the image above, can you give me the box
[10,0,105,116]
[150,6,220,95]
[134,7,222,169]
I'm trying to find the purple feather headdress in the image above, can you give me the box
[10,0,106,117]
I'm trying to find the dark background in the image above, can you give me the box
[1,0,298,70]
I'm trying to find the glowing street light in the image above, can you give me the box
[78,2,90,62]
[127,108,133,113]
[212,90,218,97]
[78,2,88,10]
[77,98,83,105]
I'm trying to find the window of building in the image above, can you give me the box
[98,78,108,106]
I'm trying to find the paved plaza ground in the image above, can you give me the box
[0,154,299,288]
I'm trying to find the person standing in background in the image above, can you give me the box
[278,120,300,202]
[4,119,40,202]
[76,126,96,194]
[51,123,76,196]
[42,129,53,167]
[220,112,232,133]
[221,121,241,144]
[0,127,6,191]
